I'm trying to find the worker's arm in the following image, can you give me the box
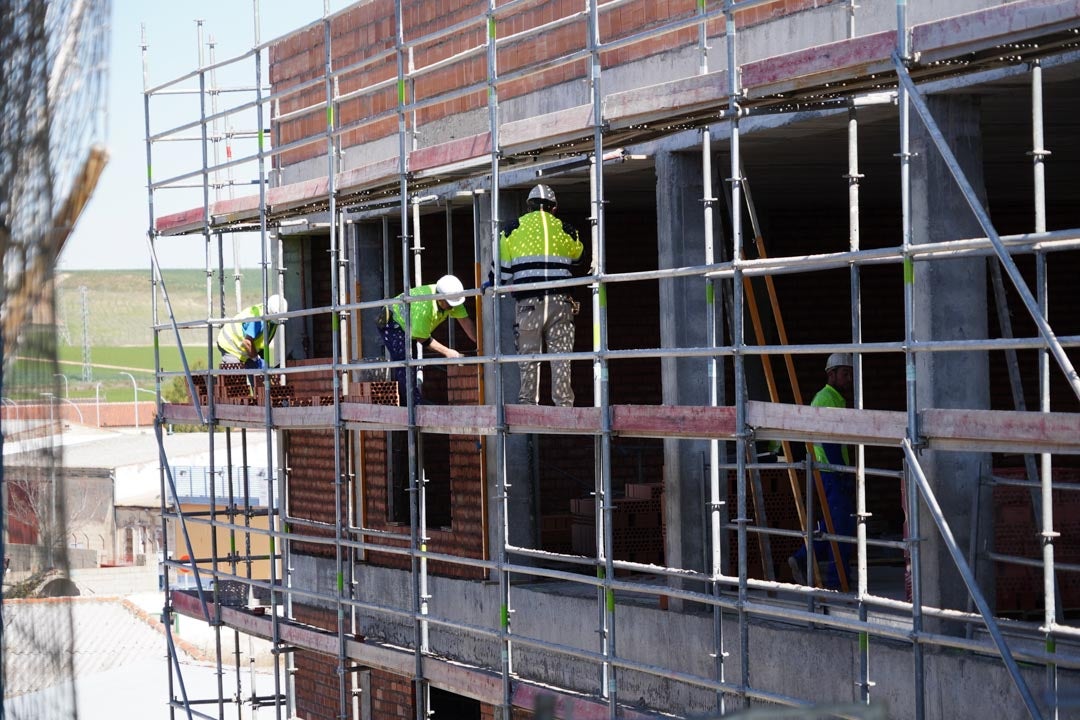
[425,338,462,359]
[456,316,476,344]
[240,336,257,360]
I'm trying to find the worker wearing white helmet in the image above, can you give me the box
[494,183,584,407]
[377,275,477,404]
[217,294,289,370]
[788,352,855,589]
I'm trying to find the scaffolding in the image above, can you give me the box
[144,1,1080,718]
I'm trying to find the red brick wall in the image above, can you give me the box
[286,358,349,557]
[364,668,413,720]
[269,0,840,167]
[292,603,347,720]
[1,401,156,428]
[362,365,486,580]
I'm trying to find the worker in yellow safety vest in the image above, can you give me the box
[216,294,289,369]
[493,184,584,407]
[788,352,855,589]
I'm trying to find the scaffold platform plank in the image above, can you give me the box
[161,400,1080,454]
[170,590,662,718]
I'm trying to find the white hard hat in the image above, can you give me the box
[435,275,465,306]
[266,294,288,321]
[528,184,557,206]
[825,353,852,372]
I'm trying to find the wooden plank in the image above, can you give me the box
[211,195,260,225]
[604,70,730,130]
[501,104,595,157]
[267,176,330,212]
[410,132,492,174]
[414,403,498,435]
[504,404,602,434]
[913,0,1080,62]
[340,402,409,428]
[170,590,531,708]
[336,157,401,196]
[612,404,737,439]
[746,401,906,446]
[922,408,1080,455]
[741,31,895,99]
[155,207,206,236]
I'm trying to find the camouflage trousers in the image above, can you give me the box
[514,295,575,407]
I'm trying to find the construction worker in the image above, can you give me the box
[216,294,288,370]
[377,275,477,405]
[495,184,584,407]
[788,352,856,589]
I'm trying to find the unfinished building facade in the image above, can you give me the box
[147,1,1080,718]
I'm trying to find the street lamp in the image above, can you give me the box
[53,373,68,399]
[119,372,138,429]
[94,382,103,427]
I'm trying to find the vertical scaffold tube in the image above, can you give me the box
[585,2,616,716]
[895,4,925,718]
[847,98,872,705]
[320,11,350,720]
[250,2,284,716]
[393,5,426,720]
[485,4,513,716]
[700,0,726,714]
[1032,58,1059,717]
[195,21,228,720]
[723,1,750,708]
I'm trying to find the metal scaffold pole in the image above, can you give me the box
[485,2,514,717]
[723,0,751,708]
[846,97,873,706]
[699,0,727,712]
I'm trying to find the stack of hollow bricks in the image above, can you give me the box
[570,483,665,566]
[269,0,838,168]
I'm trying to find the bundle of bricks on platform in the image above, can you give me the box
[569,483,665,566]
[346,380,399,406]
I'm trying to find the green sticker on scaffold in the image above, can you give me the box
[337,572,344,593]
[257,129,264,151]
[500,604,509,630]
[327,106,334,128]
[269,537,275,554]
[597,566,605,580]
[904,256,914,284]
[859,631,868,651]
[332,313,340,331]
[230,537,236,553]
[488,17,496,39]
[398,79,406,106]
[706,282,714,305]
[606,589,615,612]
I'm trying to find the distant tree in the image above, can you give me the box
[162,359,213,433]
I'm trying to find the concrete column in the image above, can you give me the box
[478,190,538,555]
[911,94,993,627]
[656,150,715,576]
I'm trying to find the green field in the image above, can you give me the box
[4,269,260,403]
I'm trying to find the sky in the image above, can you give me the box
[59,0,352,270]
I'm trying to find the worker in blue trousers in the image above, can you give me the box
[788,352,855,589]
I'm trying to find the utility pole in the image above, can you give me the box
[80,285,92,381]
